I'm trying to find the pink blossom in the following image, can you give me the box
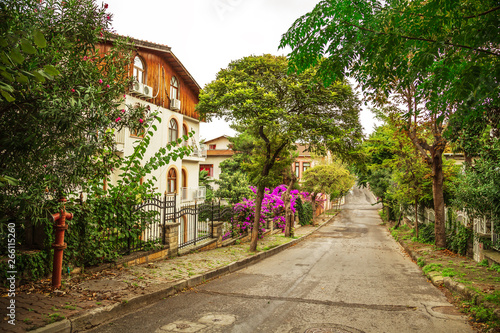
[123,94,126,98]
[104,3,108,8]
[71,89,75,92]
[107,15,110,20]
[139,118,143,123]
[99,79,103,84]
[121,109,125,113]
[115,117,121,122]
[106,84,110,88]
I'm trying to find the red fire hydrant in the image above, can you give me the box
[51,198,73,289]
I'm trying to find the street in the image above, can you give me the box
[89,187,474,333]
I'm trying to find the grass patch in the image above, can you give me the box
[423,263,443,274]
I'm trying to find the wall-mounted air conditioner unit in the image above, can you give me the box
[131,81,153,98]
[142,84,153,98]
[171,98,181,111]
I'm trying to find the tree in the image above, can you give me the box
[301,162,355,220]
[197,54,362,251]
[0,0,146,225]
[280,0,499,248]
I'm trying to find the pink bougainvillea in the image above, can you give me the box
[231,185,310,238]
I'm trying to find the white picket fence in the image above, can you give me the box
[402,205,497,262]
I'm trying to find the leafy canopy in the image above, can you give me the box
[280,0,499,119]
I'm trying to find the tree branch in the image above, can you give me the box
[342,20,500,57]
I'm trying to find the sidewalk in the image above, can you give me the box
[1,214,336,333]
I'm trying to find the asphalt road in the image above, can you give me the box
[89,187,474,333]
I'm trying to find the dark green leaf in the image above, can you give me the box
[33,30,47,48]
[20,39,37,55]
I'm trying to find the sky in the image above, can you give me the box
[104,0,379,141]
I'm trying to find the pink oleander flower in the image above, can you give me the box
[71,89,75,92]
[106,84,110,88]
[107,15,110,20]
[99,79,103,84]
[115,117,121,122]
[139,118,143,123]
[121,109,125,113]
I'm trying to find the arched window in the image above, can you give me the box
[170,76,179,99]
[167,168,177,194]
[181,169,188,200]
[169,118,178,143]
[182,124,189,146]
[133,56,146,83]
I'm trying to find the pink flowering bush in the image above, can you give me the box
[231,185,310,238]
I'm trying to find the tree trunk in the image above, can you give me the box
[414,200,419,239]
[311,193,317,226]
[432,151,446,248]
[283,177,296,237]
[250,184,265,252]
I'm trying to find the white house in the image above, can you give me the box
[101,37,206,202]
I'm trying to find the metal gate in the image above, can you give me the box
[130,194,176,253]
[177,201,214,249]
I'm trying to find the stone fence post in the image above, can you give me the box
[164,222,180,257]
[212,221,224,247]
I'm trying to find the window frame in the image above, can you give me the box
[133,56,146,84]
[168,118,178,144]
[302,162,310,173]
[200,164,214,177]
[167,168,177,194]
[170,76,179,100]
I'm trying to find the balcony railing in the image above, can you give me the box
[191,147,207,158]
[180,186,206,202]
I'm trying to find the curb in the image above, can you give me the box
[398,240,470,293]
[32,216,336,333]
[396,239,500,318]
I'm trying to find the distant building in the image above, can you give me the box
[200,136,233,191]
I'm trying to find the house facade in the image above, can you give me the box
[200,135,234,191]
[293,145,314,181]
[101,37,206,202]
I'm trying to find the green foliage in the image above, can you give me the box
[199,170,214,202]
[453,137,500,230]
[197,54,363,187]
[280,0,499,121]
[0,250,51,286]
[478,259,489,267]
[447,224,472,256]
[197,54,362,250]
[213,135,260,204]
[299,200,313,226]
[63,119,192,266]
[484,291,500,305]
[0,0,138,230]
[280,0,499,249]
[215,171,253,204]
[417,257,425,268]
[462,301,497,324]
[488,264,500,274]
[418,223,436,244]
[422,263,443,274]
[301,161,355,202]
